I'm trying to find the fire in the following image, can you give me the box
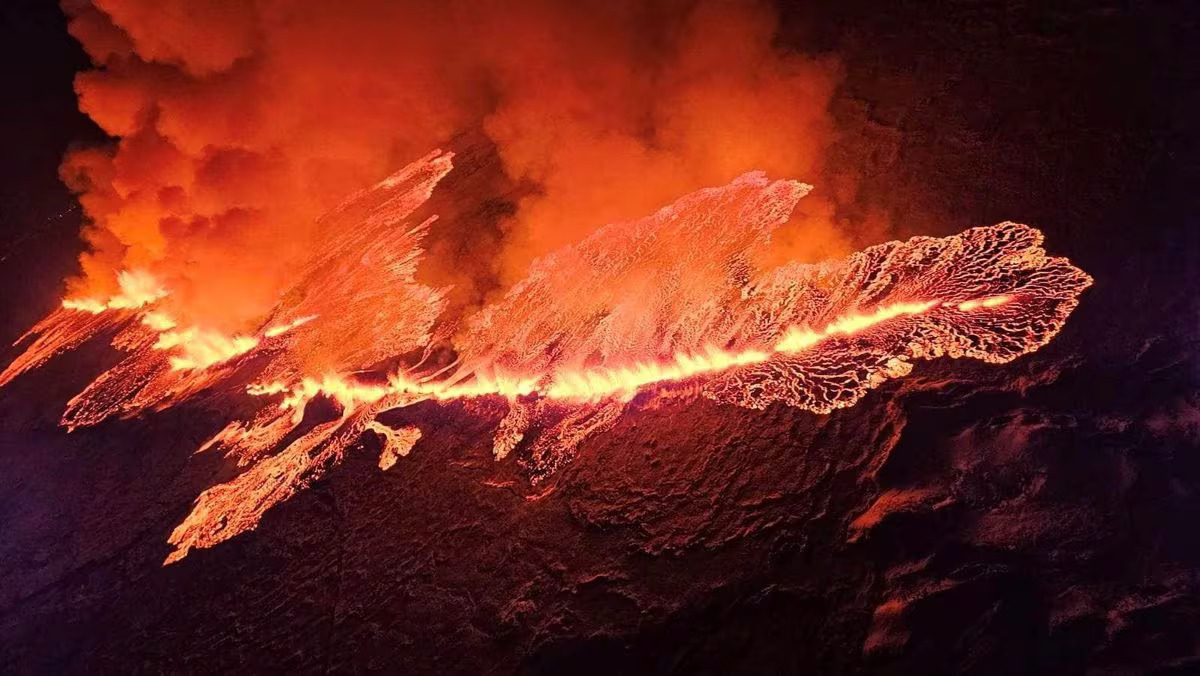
[61,269,166,313]
[0,153,1093,563]
[263,315,318,338]
[260,372,543,422]
[957,295,1011,312]
[545,346,773,401]
[154,328,261,371]
[140,311,177,331]
[139,313,318,371]
[246,295,1021,411]
[774,301,939,352]
[62,302,319,373]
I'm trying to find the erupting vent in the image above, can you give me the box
[0,151,1091,563]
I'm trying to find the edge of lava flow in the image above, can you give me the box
[0,149,1093,563]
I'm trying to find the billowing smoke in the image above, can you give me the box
[60,0,850,332]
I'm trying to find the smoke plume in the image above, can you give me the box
[60,0,848,332]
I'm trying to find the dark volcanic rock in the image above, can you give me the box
[1,0,1198,674]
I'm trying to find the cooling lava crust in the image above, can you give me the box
[0,287,1195,674]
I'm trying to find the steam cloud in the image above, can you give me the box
[60,0,851,332]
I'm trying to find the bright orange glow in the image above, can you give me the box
[545,346,771,401]
[60,298,109,313]
[61,288,320,371]
[957,295,1012,311]
[141,311,177,331]
[61,269,166,313]
[263,372,543,421]
[251,297,965,411]
[774,301,938,352]
[264,315,318,337]
[154,328,260,370]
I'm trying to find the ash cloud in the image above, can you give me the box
[60,0,856,331]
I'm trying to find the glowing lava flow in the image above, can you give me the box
[56,278,319,372]
[60,269,166,313]
[0,152,1092,564]
[775,300,939,352]
[252,299,954,413]
[153,328,259,370]
[149,314,319,370]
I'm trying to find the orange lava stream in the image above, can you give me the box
[956,295,1011,312]
[55,266,1015,410]
[252,295,1010,416]
[61,279,320,371]
[264,315,319,338]
[154,328,262,371]
[157,316,317,370]
[774,300,939,352]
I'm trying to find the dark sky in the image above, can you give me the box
[0,0,103,340]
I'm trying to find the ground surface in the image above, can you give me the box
[1,1,1197,673]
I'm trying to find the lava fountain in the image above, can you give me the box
[0,150,1092,563]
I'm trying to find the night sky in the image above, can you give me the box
[0,0,103,340]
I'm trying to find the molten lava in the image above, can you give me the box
[0,150,1092,563]
[60,269,166,313]
[252,298,952,410]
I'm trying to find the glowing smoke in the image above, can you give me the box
[59,0,845,332]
